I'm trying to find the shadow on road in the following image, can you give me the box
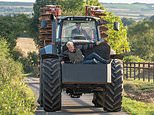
[25,78,128,115]
[36,106,128,115]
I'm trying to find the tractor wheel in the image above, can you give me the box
[92,59,123,112]
[92,92,104,107]
[104,59,123,112]
[42,58,61,112]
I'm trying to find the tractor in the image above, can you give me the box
[38,5,123,112]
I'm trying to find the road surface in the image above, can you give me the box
[25,77,128,115]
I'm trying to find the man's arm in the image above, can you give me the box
[71,29,76,38]
[82,30,91,40]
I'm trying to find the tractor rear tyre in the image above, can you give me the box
[92,59,123,112]
[42,58,61,112]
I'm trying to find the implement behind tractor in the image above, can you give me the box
[38,5,123,112]
[38,5,62,47]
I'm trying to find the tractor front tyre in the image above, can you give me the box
[104,59,123,112]
[92,59,123,112]
[42,58,61,112]
[92,92,104,107]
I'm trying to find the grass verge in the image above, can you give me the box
[123,79,154,115]
[123,97,154,115]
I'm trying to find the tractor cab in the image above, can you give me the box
[56,16,103,55]
[57,16,100,43]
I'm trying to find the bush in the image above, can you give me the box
[18,52,39,77]
[0,82,35,114]
[0,39,35,114]
[0,38,9,59]
[27,52,39,77]
[11,48,39,76]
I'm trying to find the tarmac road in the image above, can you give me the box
[26,77,128,115]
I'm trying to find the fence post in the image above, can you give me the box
[138,63,140,80]
[130,62,132,78]
[126,62,128,79]
[143,63,145,81]
[123,62,125,79]
[134,62,136,80]
[153,63,154,83]
[148,63,150,82]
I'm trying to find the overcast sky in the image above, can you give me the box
[0,0,154,3]
[99,0,154,3]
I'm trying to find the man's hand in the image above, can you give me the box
[96,41,102,45]
[61,61,64,64]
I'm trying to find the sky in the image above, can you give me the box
[99,0,154,3]
[0,0,154,3]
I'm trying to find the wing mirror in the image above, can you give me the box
[113,22,120,31]
[97,20,120,31]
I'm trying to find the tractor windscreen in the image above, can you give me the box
[61,21,97,42]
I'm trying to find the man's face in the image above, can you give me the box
[76,23,81,29]
[67,44,75,52]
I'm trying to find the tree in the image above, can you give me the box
[60,0,84,16]
[150,15,154,21]
[102,12,130,53]
[85,0,103,8]
[0,15,34,48]
[122,18,136,26]
[127,18,154,61]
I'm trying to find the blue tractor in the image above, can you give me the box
[38,5,123,112]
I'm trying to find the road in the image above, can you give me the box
[25,77,128,115]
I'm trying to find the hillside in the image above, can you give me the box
[0,2,33,16]
[102,3,154,21]
[0,1,154,20]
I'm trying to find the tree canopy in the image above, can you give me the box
[127,18,154,61]
[122,18,136,26]
[0,14,35,48]
[102,12,130,53]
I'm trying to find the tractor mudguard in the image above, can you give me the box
[40,44,58,59]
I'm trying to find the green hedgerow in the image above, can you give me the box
[0,39,35,114]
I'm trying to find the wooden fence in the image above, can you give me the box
[123,62,154,82]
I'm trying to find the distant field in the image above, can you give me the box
[0,2,33,16]
[16,37,38,57]
[0,2,33,6]
[0,2,154,21]
[103,3,154,9]
[102,3,154,21]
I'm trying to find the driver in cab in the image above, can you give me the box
[71,22,90,40]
